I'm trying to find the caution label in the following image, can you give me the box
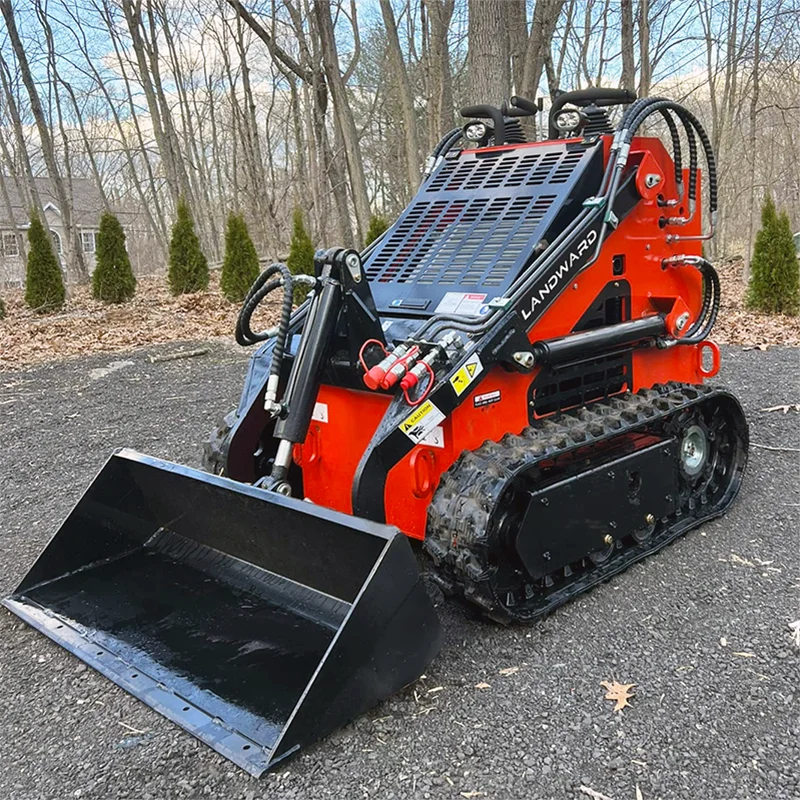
[399,400,445,444]
[473,389,501,408]
[449,352,484,397]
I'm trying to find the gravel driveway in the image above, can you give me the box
[1,342,797,800]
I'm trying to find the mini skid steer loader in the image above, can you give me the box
[4,89,748,777]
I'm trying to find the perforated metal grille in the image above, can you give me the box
[365,142,599,309]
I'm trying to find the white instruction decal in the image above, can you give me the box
[399,400,445,444]
[312,402,329,423]
[449,352,484,397]
[420,425,445,449]
[434,292,487,316]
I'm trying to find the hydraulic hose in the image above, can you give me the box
[626,101,717,216]
[236,263,293,345]
[423,128,463,180]
[678,259,720,345]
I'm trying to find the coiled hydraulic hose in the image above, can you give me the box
[678,258,720,345]
[236,263,293,345]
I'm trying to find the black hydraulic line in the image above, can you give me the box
[678,260,720,344]
[658,109,683,193]
[432,127,462,158]
[235,263,294,352]
[531,315,667,365]
[626,101,717,215]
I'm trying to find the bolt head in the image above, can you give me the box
[603,534,614,545]
[645,513,656,526]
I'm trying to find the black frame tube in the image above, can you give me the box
[274,278,342,443]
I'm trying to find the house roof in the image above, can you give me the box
[0,175,119,228]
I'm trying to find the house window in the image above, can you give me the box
[51,230,62,255]
[81,230,97,254]
[1,233,19,257]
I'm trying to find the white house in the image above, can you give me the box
[0,177,111,287]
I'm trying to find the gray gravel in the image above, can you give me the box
[1,342,798,800]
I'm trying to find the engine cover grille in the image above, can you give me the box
[365,140,603,315]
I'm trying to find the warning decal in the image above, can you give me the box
[449,352,484,397]
[399,400,446,444]
[473,389,501,408]
[434,292,487,316]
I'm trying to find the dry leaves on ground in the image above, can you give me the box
[0,257,797,371]
[713,258,800,348]
[600,680,636,712]
[0,272,280,371]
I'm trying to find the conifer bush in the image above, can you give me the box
[92,211,136,303]
[746,195,800,315]
[286,208,315,304]
[365,215,389,246]
[0,295,5,320]
[25,213,65,313]
[168,198,209,295]
[220,212,260,302]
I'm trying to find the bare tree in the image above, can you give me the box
[0,0,88,282]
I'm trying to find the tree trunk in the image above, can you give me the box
[521,0,565,100]
[0,56,47,227]
[424,0,455,146]
[0,0,88,283]
[379,0,422,197]
[744,0,762,282]
[638,0,651,96]
[314,0,370,242]
[620,0,636,91]
[467,0,510,105]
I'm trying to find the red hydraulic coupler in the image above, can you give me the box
[363,343,416,390]
[380,346,420,389]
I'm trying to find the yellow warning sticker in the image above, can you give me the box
[399,400,446,444]
[449,352,484,396]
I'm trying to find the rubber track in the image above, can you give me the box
[424,382,747,622]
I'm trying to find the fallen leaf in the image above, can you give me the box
[743,344,770,351]
[789,620,800,648]
[474,682,491,690]
[730,553,756,567]
[498,666,519,676]
[578,787,615,800]
[760,403,800,414]
[600,680,636,712]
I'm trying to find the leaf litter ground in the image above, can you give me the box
[1,260,797,371]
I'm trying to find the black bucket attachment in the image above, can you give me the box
[2,450,441,776]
